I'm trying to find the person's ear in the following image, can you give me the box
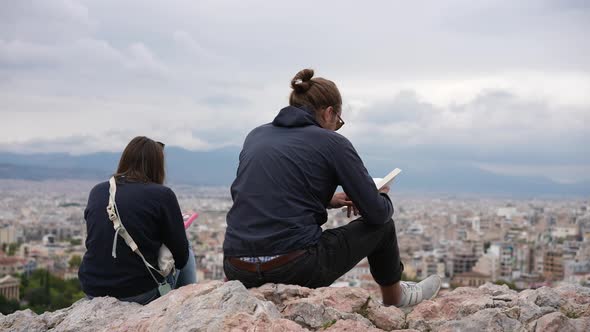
[325,106,334,122]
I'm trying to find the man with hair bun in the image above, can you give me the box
[223,69,441,307]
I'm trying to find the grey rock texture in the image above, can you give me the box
[1,281,589,331]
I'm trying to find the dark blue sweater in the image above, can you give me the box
[223,106,394,257]
[79,180,189,298]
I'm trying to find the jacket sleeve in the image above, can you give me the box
[159,188,190,269]
[328,136,394,224]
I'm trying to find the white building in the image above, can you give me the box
[497,207,517,220]
[473,249,500,281]
[551,227,578,239]
[0,226,17,245]
[0,275,20,300]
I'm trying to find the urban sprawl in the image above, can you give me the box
[0,179,588,302]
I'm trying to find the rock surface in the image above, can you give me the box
[1,281,589,331]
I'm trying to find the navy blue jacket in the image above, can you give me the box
[79,180,189,298]
[223,106,394,257]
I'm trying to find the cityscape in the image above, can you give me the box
[1,178,588,313]
[0,1,588,330]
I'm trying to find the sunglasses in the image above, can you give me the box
[333,108,345,131]
[157,141,165,148]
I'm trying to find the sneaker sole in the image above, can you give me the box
[427,276,442,300]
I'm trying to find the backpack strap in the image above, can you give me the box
[107,176,165,286]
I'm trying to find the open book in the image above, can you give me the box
[372,168,402,190]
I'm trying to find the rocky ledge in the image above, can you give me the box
[1,281,589,332]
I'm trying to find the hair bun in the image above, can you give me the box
[291,68,314,93]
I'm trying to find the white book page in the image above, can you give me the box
[372,168,402,190]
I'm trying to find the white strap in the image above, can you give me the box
[107,177,166,286]
[112,227,121,258]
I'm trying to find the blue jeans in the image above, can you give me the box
[175,246,197,288]
[90,246,198,305]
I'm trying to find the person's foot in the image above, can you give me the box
[397,275,441,307]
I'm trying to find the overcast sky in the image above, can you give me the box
[1,0,589,183]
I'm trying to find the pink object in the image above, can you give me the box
[183,212,199,229]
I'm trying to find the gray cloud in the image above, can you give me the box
[343,88,590,183]
[0,0,589,183]
[361,90,435,124]
[349,89,589,151]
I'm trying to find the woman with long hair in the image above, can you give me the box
[79,136,196,304]
[223,69,440,307]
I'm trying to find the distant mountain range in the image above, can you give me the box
[0,147,238,186]
[1,147,588,197]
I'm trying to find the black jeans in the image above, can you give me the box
[223,218,404,288]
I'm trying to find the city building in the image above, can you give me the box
[499,243,515,281]
[551,227,578,239]
[497,207,517,220]
[473,252,500,281]
[564,260,590,286]
[543,248,564,281]
[451,271,491,287]
[452,253,479,276]
[0,226,17,245]
[0,255,25,276]
[0,275,20,300]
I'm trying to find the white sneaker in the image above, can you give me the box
[397,275,441,307]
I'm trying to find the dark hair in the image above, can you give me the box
[114,136,165,184]
[289,68,342,113]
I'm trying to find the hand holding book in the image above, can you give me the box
[332,168,401,218]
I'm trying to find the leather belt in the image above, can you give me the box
[228,250,307,273]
